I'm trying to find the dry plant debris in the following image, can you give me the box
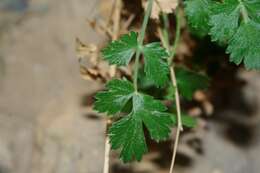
[142,0,178,19]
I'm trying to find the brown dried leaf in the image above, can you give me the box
[143,0,178,19]
[76,38,108,82]
[87,19,114,38]
[79,65,107,82]
[76,38,132,83]
[76,38,98,65]
[99,0,115,22]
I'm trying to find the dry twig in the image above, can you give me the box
[103,1,122,173]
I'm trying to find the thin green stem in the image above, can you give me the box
[169,8,181,64]
[162,13,170,50]
[139,1,154,45]
[133,50,141,91]
[160,9,183,173]
[133,0,154,92]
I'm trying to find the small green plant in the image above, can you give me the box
[95,0,191,161]
[185,0,260,69]
[94,0,202,164]
[89,0,259,172]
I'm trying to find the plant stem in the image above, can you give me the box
[133,0,154,92]
[133,50,141,92]
[162,9,183,129]
[103,1,122,173]
[103,121,111,173]
[169,67,183,173]
[162,13,170,50]
[238,0,249,23]
[160,8,183,173]
[169,8,181,63]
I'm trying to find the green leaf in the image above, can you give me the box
[210,0,239,14]
[182,114,197,128]
[185,0,260,70]
[137,68,156,89]
[165,84,176,100]
[244,0,260,23]
[227,21,260,69]
[184,0,213,37]
[109,93,173,162]
[175,67,209,100]
[171,114,197,128]
[137,94,173,141]
[209,0,240,44]
[101,31,138,66]
[142,42,169,87]
[109,115,147,162]
[94,79,134,115]
[207,0,260,69]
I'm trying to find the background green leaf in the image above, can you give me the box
[227,21,260,69]
[175,67,210,100]
[209,0,240,44]
[184,0,213,37]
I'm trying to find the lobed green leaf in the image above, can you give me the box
[184,0,213,37]
[209,0,240,44]
[94,79,134,115]
[101,31,138,66]
[142,42,169,87]
[109,93,173,162]
[244,0,260,23]
[185,0,260,70]
[227,21,260,69]
[109,115,147,162]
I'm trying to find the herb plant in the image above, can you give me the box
[80,0,260,172]
[95,0,196,162]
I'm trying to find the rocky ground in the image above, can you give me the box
[0,0,105,173]
[0,0,260,173]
